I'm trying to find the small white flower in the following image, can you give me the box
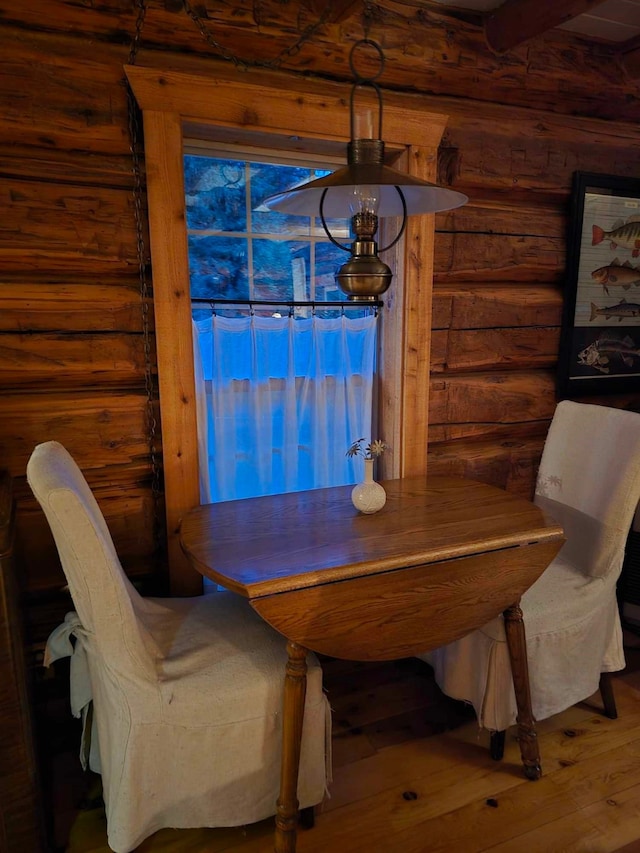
[346,438,388,460]
[367,440,387,458]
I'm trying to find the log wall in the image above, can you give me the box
[2,0,640,633]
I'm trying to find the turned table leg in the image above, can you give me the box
[275,641,308,853]
[503,601,541,780]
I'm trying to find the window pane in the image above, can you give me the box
[251,162,312,235]
[184,155,246,232]
[253,239,310,301]
[313,215,351,242]
[188,235,249,300]
[315,242,348,302]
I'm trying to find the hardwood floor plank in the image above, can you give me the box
[477,813,607,852]
[550,739,640,808]
[564,784,640,853]
[485,781,640,852]
[297,774,576,853]
[326,685,640,811]
[331,727,378,768]
[325,720,513,814]
[329,673,445,735]
[307,680,640,852]
[612,838,640,853]
[481,742,640,851]
[56,664,640,852]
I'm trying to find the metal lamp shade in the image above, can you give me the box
[261,162,468,218]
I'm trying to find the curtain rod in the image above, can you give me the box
[191,298,383,309]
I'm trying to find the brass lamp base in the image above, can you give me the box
[335,238,392,302]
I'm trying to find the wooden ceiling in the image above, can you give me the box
[305,1,640,78]
[430,0,640,70]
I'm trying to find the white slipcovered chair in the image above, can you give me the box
[28,441,331,853]
[419,401,640,755]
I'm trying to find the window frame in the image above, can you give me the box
[126,61,448,594]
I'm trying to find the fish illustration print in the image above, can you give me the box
[592,220,640,257]
[591,258,640,294]
[578,334,640,374]
[590,298,640,321]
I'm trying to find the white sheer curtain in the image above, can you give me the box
[192,312,378,502]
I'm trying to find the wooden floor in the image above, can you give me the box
[56,639,640,853]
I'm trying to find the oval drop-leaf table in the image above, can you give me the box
[180,476,565,853]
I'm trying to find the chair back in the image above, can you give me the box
[535,401,640,579]
[27,441,159,678]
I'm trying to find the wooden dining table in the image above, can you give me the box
[179,475,565,853]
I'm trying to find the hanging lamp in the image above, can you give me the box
[261,39,468,302]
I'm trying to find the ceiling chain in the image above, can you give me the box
[126,0,165,570]
[181,0,335,69]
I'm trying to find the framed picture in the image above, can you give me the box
[558,171,640,397]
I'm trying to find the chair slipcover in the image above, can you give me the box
[29,441,331,853]
[419,401,640,732]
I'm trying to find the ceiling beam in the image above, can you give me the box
[304,0,360,23]
[618,34,640,79]
[485,0,607,53]
[621,46,640,79]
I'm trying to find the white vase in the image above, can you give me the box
[351,457,386,514]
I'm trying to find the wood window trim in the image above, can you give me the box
[125,62,448,595]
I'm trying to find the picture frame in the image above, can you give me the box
[558,171,640,397]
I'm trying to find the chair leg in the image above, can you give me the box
[298,805,315,829]
[490,730,506,761]
[599,672,618,719]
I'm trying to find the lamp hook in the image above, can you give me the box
[348,39,384,141]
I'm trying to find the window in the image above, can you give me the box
[185,149,379,502]
[126,63,444,592]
